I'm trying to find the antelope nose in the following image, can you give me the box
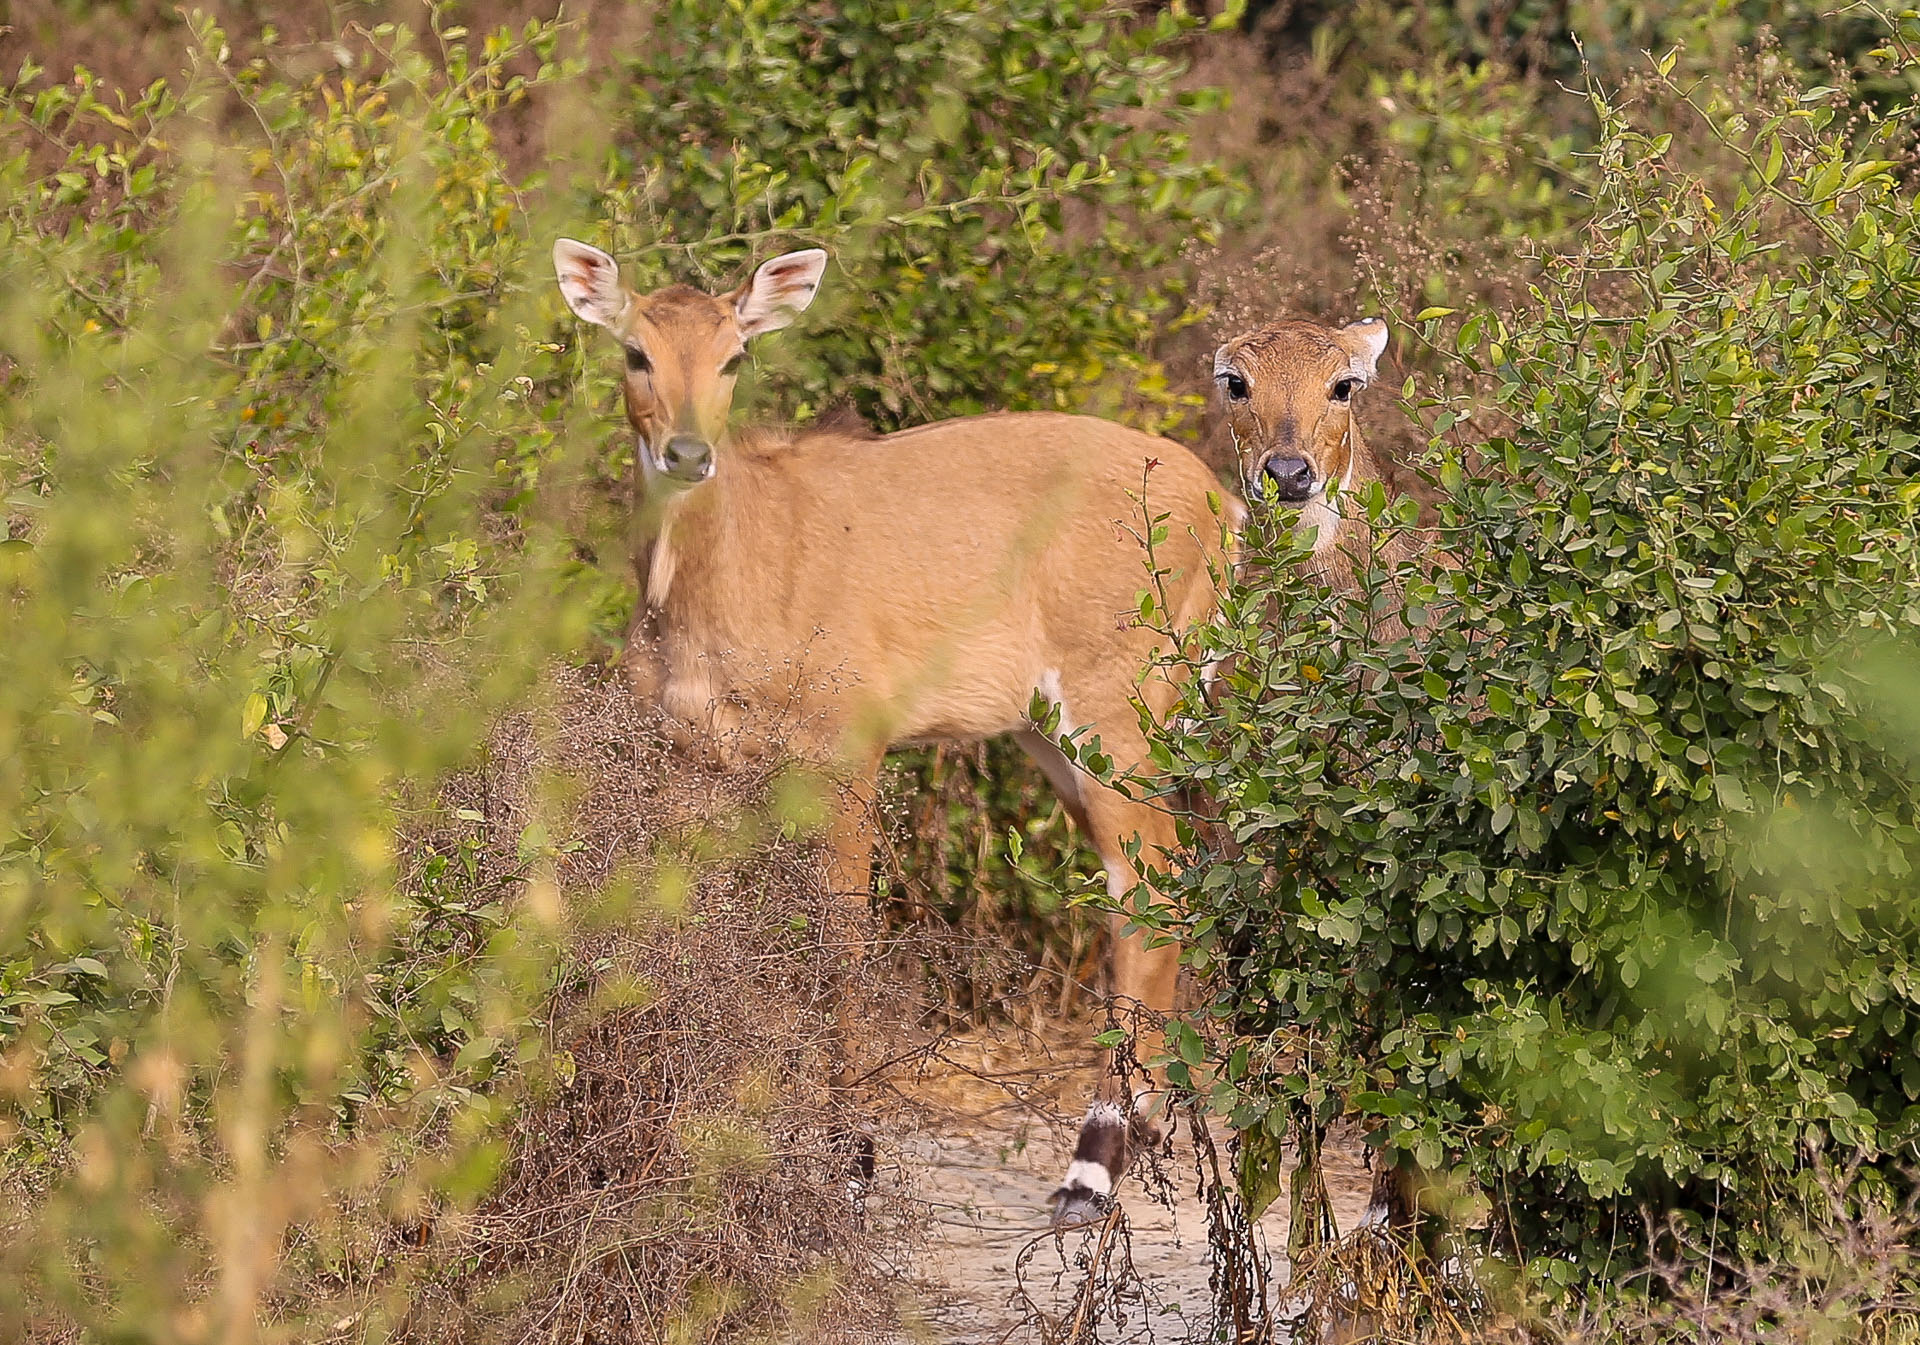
[661,434,712,481]
[1262,455,1315,503]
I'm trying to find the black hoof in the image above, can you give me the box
[1049,1181,1111,1230]
[827,1127,877,1207]
[848,1136,877,1214]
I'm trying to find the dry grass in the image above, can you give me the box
[363,668,918,1344]
[1571,1177,1920,1345]
[875,741,1107,1030]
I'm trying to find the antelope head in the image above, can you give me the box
[1213,317,1389,523]
[552,239,829,491]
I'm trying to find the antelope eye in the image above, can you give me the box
[1220,372,1249,401]
[1331,377,1358,402]
[625,346,652,374]
[721,352,746,376]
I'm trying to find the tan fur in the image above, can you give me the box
[614,284,748,453]
[640,415,1226,765]
[560,242,1240,1221]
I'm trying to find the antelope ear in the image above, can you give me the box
[1342,317,1389,377]
[734,248,828,340]
[553,238,627,329]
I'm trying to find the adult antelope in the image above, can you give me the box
[553,237,1239,1228]
[1212,314,1446,1231]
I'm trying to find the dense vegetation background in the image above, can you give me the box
[1,0,1916,1340]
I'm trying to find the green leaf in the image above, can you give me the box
[241,691,269,739]
[1237,1125,1285,1219]
[1169,1019,1207,1067]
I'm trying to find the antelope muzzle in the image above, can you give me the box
[1258,452,1316,504]
[649,432,714,485]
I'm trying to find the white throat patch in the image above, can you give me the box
[647,527,677,608]
[1301,423,1358,555]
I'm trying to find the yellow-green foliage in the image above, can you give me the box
[608,0,1244,432]
[0,5,1243,1336]
[0,16,604,1337]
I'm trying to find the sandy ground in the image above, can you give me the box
[871,1021,1376,1343]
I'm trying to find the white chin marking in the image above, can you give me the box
[1086,1101,1126,1126]
[1062,1159,1113,1197]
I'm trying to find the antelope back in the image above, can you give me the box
[661,412,1233,749]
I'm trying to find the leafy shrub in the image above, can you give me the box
[0,15,608,1336]
[1203,0,1920,369]
[1156,28,1920,1307]
[611,0,1244,432]
[0,2,1251,1334]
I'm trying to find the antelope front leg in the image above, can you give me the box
[1052,924,1181,1228]
[816,740,883,930]
[818,758,883,1190]
[1051,792,1184,1229]
[1108,911,1182,1139]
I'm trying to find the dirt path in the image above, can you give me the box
[875,1024,1375,1343]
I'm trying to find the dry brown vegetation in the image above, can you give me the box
[376,669,911,1343]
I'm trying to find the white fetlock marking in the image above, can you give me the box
[1061,1159,1113,1197]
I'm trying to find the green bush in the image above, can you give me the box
[0,15,609,1335]
[0,3,1249,1334]
[611,0,1243,432]
[1212,0,1920,343]
[1155,32,1920,1306]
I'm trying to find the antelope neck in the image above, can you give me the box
[634,476,715,612]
